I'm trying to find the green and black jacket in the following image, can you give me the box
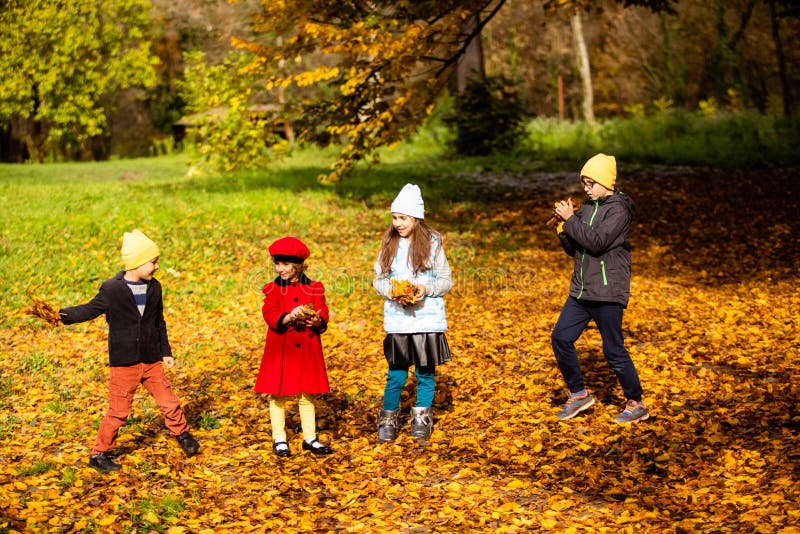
[558,192,635,307]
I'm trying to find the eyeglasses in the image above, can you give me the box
[581,179,597,190]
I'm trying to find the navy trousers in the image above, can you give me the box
[551,296,643,402]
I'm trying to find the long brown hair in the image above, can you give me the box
[378,219,439,275]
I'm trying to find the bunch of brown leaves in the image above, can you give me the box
[25,295,62,327]
[545,199,580,227]
[292,303,318,327]
[295,303,316,319]
[389,279,417,307]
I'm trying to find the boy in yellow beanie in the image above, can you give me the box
[57,229,199,472]
[550,154,649,424]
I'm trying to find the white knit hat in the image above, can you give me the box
[390,184,425,219]
[121,229,160,270]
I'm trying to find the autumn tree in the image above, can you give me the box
[712,0,799,115]
[225,0,508,182]
[217,0,684,181]
[0,0,157,162]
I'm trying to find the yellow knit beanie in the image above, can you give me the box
[580,153,617,191]
[121,229,160,270]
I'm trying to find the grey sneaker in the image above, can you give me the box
[557,393,596,420]
[614,400,649,424]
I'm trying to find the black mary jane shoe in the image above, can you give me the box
[302,438,333,455]
[272,442,291,458]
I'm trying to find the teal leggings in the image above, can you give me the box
[382,365,435,410]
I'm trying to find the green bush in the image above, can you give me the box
[520,111,800,167]
[444,76,527,156]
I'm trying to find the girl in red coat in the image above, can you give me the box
[254,236,333,457]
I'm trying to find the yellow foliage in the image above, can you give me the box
[25,295,62,326]
[389,279,416,307]
[2,167,799,532]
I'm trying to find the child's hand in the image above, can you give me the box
[546,198,580,227]
[554,198,575,221]
[289,304,308,320]
[412,284,426,302]
[302,314,322,328]
[290,304,319,327]
[163,356,175,369]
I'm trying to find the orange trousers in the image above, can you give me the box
[92,362,189,455]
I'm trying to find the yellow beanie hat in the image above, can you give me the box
[580,153,617,190]
[121,229,160,270]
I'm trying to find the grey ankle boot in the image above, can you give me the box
[377,409,399,443]
[409,407,433,439]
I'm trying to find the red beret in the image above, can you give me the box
[268,236,310,263]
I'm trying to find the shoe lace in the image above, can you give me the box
[565,394,587,407]
[378,413,397,426]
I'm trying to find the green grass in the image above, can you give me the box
[0,144,536,323]
[17,461,56,477]
[127,495,185,532]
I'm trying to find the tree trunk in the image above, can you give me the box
[571,12,594,123]
[276,36,295,142]
[713,0,756,107]
[768,0,793,116]
[11,116,45,163]
[454,13,486,94]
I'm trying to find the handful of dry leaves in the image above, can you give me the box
[546,199,581,227]
[390,279,417,307]
[26,295,63,327]
[292,303,318,326]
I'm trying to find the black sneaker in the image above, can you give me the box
[176,432,200,457]
[89,452,121,473]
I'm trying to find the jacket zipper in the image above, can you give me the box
[577,201,600,299]
[600,260,608,286]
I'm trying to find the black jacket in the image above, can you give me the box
[59,271,172,366]
[559,192,635,306]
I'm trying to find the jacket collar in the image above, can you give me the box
[114,270,155,287]
[274,273,312,287]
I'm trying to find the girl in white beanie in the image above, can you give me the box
[373,184,453,442]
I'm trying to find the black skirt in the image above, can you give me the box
[383,333,452,368]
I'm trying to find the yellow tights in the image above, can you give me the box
[269,393,316,443]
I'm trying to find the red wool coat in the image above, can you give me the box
[254,274,330,396]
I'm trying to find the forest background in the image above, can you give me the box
[1,0,799,533]
[1,0,798,171]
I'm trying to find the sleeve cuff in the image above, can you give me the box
[275,313,290,334]
[313,317,328,334]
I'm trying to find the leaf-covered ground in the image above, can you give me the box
[1,164,799,533]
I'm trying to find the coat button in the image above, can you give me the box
[296,344,301,348]
[294,298,299,302]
